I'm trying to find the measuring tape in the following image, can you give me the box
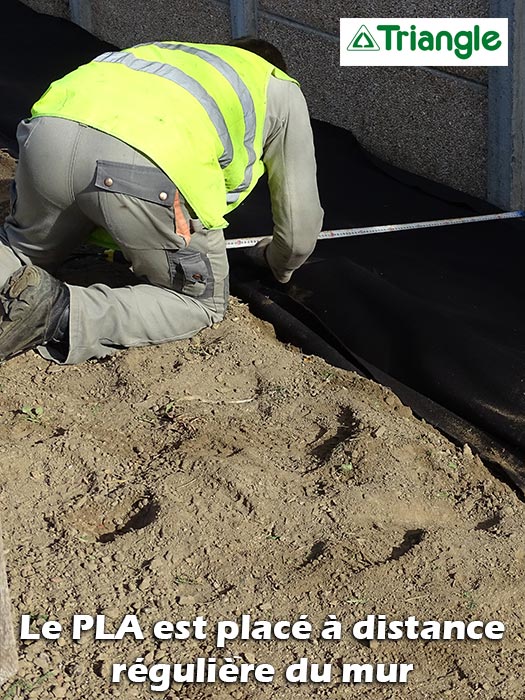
[225,210,525,249]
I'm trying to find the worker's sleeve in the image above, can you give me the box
[262,77,324,283]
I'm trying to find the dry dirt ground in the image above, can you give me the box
[1,150,525,700]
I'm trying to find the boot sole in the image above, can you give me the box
[0,266,58,361]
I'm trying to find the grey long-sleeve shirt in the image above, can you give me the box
[261,76,324,282]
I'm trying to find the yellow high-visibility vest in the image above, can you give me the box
[31,42,297,229]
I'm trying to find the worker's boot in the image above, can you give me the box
[0,265,70,362]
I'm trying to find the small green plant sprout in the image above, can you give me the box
[339,462,354,473]
[1,670,56,700]
[447,461,459,471]
[265,524,281,541]
[137,411,157,426]
[318,367,335,381]
[20,405,44,422]
[463,590,477,611]
[161,401,177,418]
[27,612,49,624]
[436,490,454,502]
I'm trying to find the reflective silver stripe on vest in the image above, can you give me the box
[93,51,233,168]
[152,43,258,201]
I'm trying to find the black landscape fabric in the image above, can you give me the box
[1,0,524,491]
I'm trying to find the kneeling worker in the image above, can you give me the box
[0,38,323,364]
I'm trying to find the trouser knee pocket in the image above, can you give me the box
[166,249,214,299]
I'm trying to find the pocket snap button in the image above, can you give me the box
[104,177,114,187]
[159,191,168,201]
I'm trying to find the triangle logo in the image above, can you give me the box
[347,24,380,51]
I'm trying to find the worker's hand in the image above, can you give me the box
[244,237,272,269]
[245,237,293,284]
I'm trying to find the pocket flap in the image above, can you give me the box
[166,249,213,299]
[95,160,176,207]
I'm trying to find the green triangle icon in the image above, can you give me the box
[348,24,380,51]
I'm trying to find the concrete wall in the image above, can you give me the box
[20,0,522,206]
[22,0,231,45]
[21,0,69,18]
[258,1,490,199]
[89,0,231,47]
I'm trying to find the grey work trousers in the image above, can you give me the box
[0,117,229,364]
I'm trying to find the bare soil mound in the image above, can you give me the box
[1,152,524,700]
